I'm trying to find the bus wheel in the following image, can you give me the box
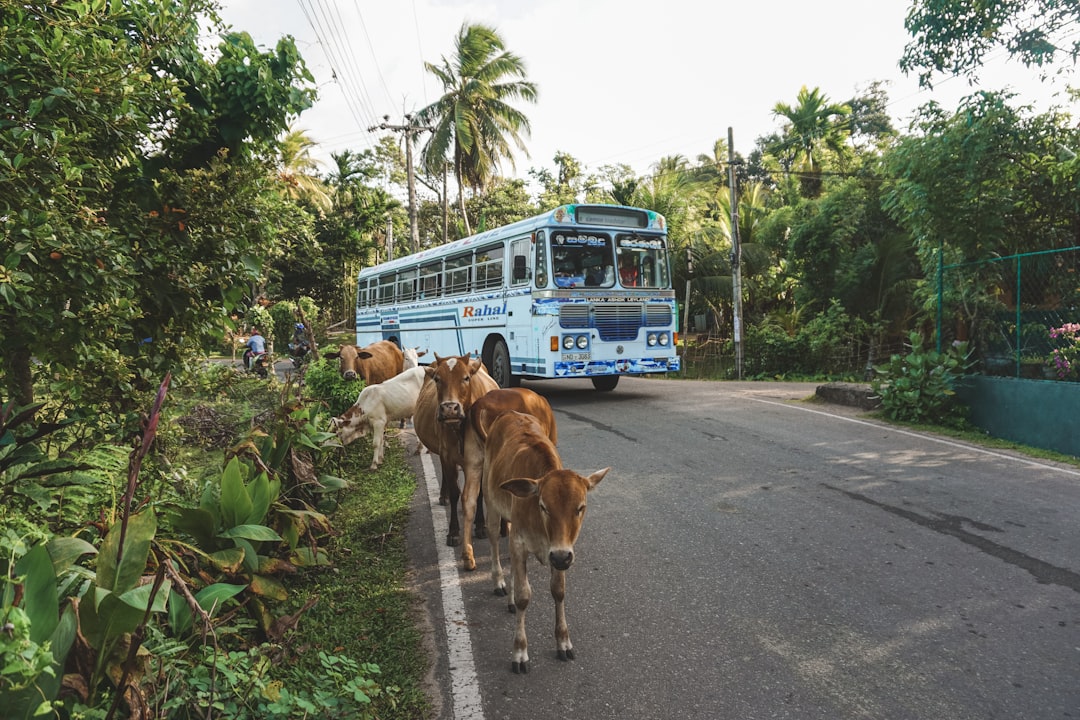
[591,375,619,391]
[488,339,517,388]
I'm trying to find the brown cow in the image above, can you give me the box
[412,353,498,549]
[324,340,403,385]
[459,387,558,571]
[481,411,608,674]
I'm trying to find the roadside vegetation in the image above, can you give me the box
[2,2,1078,718]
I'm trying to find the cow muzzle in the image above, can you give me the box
[437,401,465,424]
[549,549,574,571]
[343,370,357,380]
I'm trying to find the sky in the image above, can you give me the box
[215,0,1076,186]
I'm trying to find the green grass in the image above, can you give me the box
[287,437,431,720]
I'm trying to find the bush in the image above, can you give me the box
[871,331,972,427]
[304,357,360,416]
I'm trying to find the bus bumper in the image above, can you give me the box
[553,356,680,377]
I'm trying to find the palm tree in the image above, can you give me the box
[278,127,331,212]
[770,86,851,197]
[415,23,538,235]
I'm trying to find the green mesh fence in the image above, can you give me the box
[938,247,1080,380]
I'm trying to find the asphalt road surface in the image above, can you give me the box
[403,377,1080,720]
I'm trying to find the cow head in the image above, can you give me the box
[329,404,368,446]
[430,353,486,425]
[324,345,362,380]
[501,467,609,571]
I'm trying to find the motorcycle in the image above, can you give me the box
[243,350,270,379]
[288,324,313,368]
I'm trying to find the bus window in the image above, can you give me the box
[445,254,471,295]
[616,234,671,289]
[510,237,531,286]
[420,261,442,299]
[475,245,504,290]
[397,268,417,302]
[378,274,395,304]
[550,232,613,289]
[533,231,548,288]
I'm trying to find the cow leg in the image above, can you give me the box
[551,568,573,662]
[441,460,461,547]
[474,487,488,539]
[369,418,387,471]
[510,536,531,673]
[485,506,507,596]
[459,454,483,570]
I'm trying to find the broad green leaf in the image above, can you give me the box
[117,580,171,614]
[208,547,245,573]
[96,510,156,597]
[220,457,252,530]
[46,536,97,576]
[219,524,282,542]
[13,544,57,643]
[171,506,218,550]
[248,574,288,601]
[246,471,273,525]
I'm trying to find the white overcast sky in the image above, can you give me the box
[215,0,1075,181]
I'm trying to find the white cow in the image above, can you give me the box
[329,366,426,470]
[402,346,428,371]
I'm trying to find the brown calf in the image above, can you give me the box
[412,354,498,548]
[459,387,558,571]
[482,411,608,674]
[324,340,403,384]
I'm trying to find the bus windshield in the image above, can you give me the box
[549,231,670,289]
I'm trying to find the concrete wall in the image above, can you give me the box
[955,376,1080,458]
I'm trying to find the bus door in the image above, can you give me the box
[506,236,533,373]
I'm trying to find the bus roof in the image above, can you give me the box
[361,204,666,278]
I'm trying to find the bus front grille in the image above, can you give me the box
[559,303,645,341]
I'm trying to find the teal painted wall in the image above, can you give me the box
[955,376,1080,458]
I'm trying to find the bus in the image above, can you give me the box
[354,203,680,390]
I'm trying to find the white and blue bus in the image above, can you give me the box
[354,203,680,390]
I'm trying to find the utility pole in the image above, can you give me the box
[369,113,432,253]
[727,127,744,380]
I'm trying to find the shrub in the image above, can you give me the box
[304,358,360,416]
[871,331,972,427]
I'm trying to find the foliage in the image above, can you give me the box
[871,331,972,427]
[770,86,852,198]
[1047,323,1080,380]
[900,0,1080,88]
[415,22,538,234]
[304,357,361,417]
[0,1,316,408]
[156,642,394,720]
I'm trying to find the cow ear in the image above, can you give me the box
[468,356,484,374]
[584,467,610,489]
[500,478,539,498]
[358,351,374,360]
[417,348,429,357]
[325,351,340,359]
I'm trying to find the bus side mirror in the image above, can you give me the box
[513,254,530,281]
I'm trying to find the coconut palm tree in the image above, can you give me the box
[415,23,538,235]
[770,86,851,198]
[278,127,331,212]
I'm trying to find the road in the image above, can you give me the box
[403,377,1080,720]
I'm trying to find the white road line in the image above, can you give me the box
[420,451,485,719]
[753,398,1080,478]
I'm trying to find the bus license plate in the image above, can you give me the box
[562,352,590,361]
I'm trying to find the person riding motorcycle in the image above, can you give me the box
[288,322,312,367]
[242,327,268,376]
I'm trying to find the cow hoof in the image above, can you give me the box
[507,603,516,614]
[438,496,449,506]
[446,535,460,547]
[463,557,476,572]
[557,648,575,662]
[512,661,528,674]
[494,586,507,597]
[475,526,488,539]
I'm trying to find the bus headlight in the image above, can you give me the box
[576,335,589,350]
[647,333,657,346]
[562,335,575,350]
[659,333,669,346]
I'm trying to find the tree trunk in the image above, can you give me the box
[455,164,471,236]
[4,345,35,406]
